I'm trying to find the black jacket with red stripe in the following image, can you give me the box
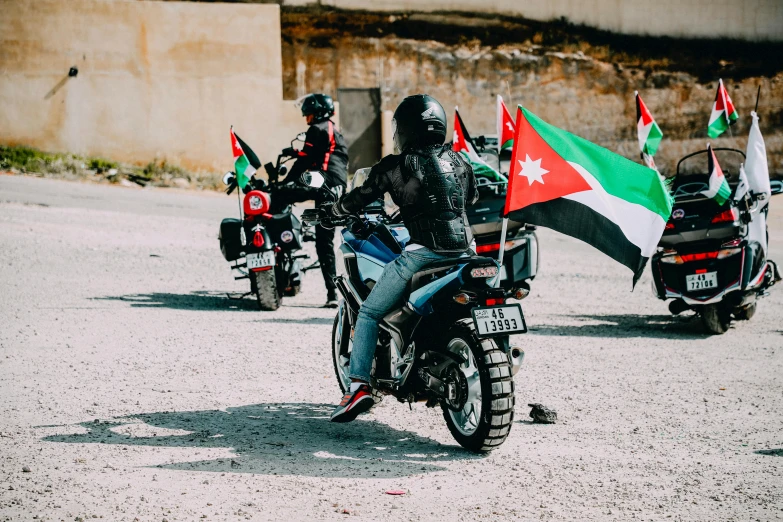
[286,120,348,188]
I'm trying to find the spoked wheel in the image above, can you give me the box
[441,323,515,453]
[701,303,731,334]
[253,269,280,311]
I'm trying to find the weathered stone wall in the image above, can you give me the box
[284,35,783,176]
[284,0,783,42]
[0,0,303,172]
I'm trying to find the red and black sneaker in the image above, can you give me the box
[330,384,374,423]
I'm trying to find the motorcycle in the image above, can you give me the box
[301,169,528,453]
[218,134,312,311]
[651,148,782,334]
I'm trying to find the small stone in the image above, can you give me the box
[22,466,31,473]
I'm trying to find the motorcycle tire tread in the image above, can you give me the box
[254,269,281,311]
[441,322,515,453]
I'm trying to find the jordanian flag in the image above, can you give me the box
[635,91,663,157]
[707,79,738,139]
[701,144,731,206]
[453,108,505,182]
[504,106,672,285]
[497,95,515,152]
[230,126,261,189]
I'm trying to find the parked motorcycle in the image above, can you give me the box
[218,136,311,311]
[651,148,782,334]
[467,135,539,293]
[301,169,528,453]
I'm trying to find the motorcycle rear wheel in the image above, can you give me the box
[441,322,515,453]
[734,302,757,321]
[701,303,731,334]
[253,269,280,311]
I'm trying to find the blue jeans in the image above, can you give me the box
[348,247,461,382]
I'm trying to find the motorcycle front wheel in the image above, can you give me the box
[253,269,280,311]
[441,322,515,453]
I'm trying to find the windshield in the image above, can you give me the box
[677,148,745,180]
[348,167,399,215]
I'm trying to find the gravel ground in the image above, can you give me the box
[1,174,782,522]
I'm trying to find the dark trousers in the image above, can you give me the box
[272,184,340,299]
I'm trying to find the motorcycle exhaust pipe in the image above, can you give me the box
[509,347,524,376]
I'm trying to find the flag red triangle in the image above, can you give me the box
[452,109,469,155]
[230,127,244,160]
[636,93,653,126]
[708,144,724,180]
[504,107,592,215]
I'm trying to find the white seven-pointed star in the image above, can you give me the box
[517,155,549,185]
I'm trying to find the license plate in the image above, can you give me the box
[246,251,275,269]
[686,271,718,291]
[472,304,527,337]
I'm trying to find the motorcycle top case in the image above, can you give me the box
[265,212,302,250]
[219,218,243,261]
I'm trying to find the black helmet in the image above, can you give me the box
[297,93,335,123]
[392,94,447,152]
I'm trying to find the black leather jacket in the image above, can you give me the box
[337,145,478,253]
[285,120,348,188]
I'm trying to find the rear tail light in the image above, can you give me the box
[470,266,499,278]
[484,297,505,306]
[711,207,739,224]
[476,237,527,254]
[252,231,265,248]
[659,247,741,264]
[665,222,675,230]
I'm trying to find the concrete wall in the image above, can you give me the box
[0,0,304,172]
[285,0,783,41]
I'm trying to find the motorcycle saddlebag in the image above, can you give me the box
[219,218,243,261]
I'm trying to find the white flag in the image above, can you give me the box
[744,112,771,255]
[745,111,771,207]
[733,164,749,203]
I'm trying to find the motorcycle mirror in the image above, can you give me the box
[300,171,325,189]
[294,132,307,143]
[222,171,236,186]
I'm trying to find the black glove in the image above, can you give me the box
[282,147,298,157]
[225,178,238,195]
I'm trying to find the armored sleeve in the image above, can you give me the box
[335,154,397,214]
[464,161,478,206]
[285,125,325,182]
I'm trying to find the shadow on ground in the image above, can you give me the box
[41,403,476,478]
[527,313,707,339]
[93,291,259,311]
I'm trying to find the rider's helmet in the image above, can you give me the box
[297,93,335,124]
[392,94,447,153]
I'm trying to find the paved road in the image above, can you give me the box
[1,175,782,521]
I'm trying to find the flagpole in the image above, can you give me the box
[494,216,509,288]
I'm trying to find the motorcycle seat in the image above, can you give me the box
[408,255,496,293]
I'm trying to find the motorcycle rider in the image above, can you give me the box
[322,94,478,423]
[276,93,348,307]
